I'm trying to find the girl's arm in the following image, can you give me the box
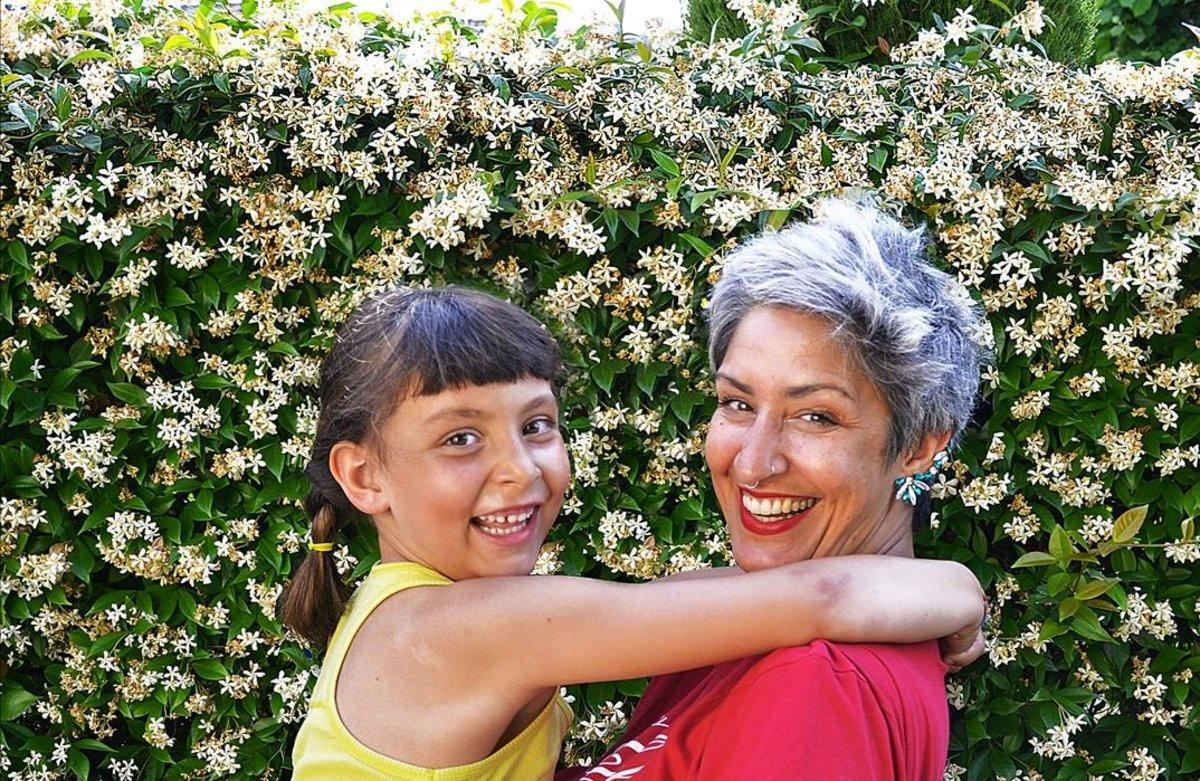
[654,565,742,582]
[425,554,983,695]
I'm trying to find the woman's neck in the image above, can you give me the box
[855,501,916,558]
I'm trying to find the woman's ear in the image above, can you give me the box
[328,441,390,516]
[896,430,953,479]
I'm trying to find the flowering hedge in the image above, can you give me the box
[2,1,1199,778]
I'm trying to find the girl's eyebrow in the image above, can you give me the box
[425,392,558,423]
[714,372,853,401]
[523,392,559,412]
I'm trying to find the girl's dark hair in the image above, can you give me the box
[279,285,563,649]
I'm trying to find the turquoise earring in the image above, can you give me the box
[894,450,949,506]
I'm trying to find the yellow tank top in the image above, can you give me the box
[292,561,573,780]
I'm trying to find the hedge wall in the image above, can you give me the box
[1,1,1198,778]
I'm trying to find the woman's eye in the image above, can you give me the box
[444,431,479,447]
[718,397,752,413]
[800,412,836,426]
[523,417,557,436]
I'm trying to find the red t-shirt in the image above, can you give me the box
[557,640,949,781]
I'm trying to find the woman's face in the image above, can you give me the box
[706,306,917,572]
[341,377,570,581]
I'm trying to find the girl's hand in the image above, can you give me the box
[939,620,987,672]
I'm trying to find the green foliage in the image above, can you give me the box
[687,0,1100,64]
[1096,0,1195,62]
[686,0,750,42]
[1,1,1199,778]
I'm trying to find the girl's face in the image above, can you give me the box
[337,378,569,581]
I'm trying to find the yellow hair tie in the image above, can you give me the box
[308,542,334,552]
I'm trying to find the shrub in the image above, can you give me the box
[687,0,1100,64]
[687,0,751,41]
[1095,0,1195,63]
[1,1,1198,778]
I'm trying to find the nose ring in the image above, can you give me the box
[742,465,777,491]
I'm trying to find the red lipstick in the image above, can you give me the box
[738,490,817,536]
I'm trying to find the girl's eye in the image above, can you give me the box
[717,397,752,413]
[523,416,558,437]
[443,431,479,447]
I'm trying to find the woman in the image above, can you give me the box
[560,198,989,780]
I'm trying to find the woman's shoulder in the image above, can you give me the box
[729,639,945,697]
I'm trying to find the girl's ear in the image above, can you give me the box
[896,430,952,479]
[329,441,390,516]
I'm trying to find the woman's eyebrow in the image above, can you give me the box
[714,372,753,394]
[715,372,852,400]
[786,383,854,401]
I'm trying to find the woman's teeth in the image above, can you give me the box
[741,494,816,521]
[473,509,535,536]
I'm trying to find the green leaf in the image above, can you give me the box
[62,49,114,67]
[1070,611,1114,643]
[0,686,37,720]
[868,147,888,173]
[1047,571,1073,596]
[68,751,89,780]
[163,33,195,52]
[1075,579,1116,601]
[648,149,680,177]
[164,287,195,308]
[192,658,228,680]
[1037,620,1068,643]
[1112,505,1147,543]
[676,233,714,257]
[1049,525,1074,562]
[688,189,721,213]
[0,378,16,407]
[764,209,791,230]
[590,360,625,393]
[1012,551,1056,568]
[107,382,147,406]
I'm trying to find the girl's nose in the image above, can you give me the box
[496,438,542,487]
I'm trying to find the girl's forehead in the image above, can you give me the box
[392,377,558,421]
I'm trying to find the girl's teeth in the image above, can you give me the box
[474,509,536,535]
[476,521,527,537]
[476,510,533,524]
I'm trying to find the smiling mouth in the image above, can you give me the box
[470,506,538,537]
[740,493,817,524]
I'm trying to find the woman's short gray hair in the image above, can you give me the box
[708,198,990,463]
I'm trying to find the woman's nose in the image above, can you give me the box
[733,418,787,486]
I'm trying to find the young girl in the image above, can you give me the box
[284,285,985,779]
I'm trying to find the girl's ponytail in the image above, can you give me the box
[279,485,351,650]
